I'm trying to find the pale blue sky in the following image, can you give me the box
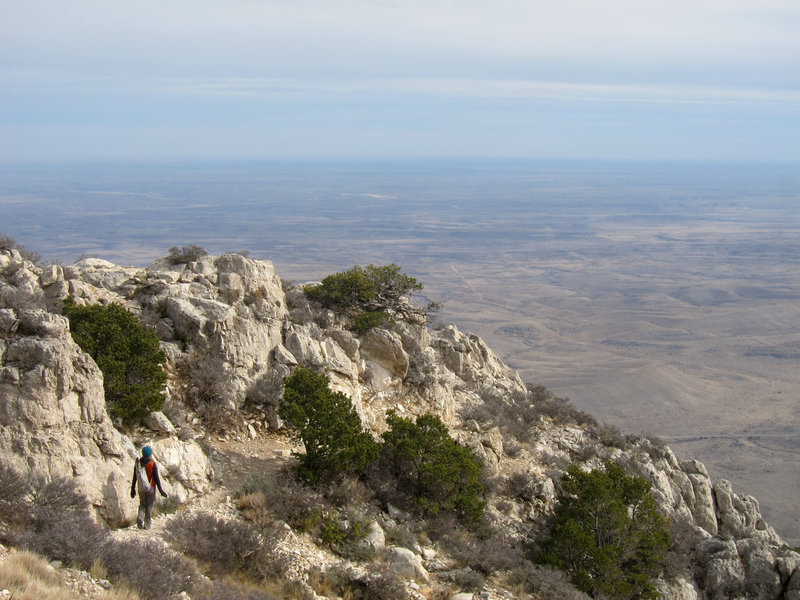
[1,0,798,162]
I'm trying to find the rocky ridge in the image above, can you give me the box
[1,248,799,599]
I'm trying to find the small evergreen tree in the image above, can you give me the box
[62,297,166,424]
[279,367,379,483]
[539,461,670,599]
[381,410,485,522]
[304,264,433,329]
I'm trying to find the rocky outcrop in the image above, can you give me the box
[613,437,797,600]
[61,252,526,433]
[0,251,214,526]
[0,253,135,526]
[66,254,287,411]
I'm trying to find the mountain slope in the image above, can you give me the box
[1,248,799,600]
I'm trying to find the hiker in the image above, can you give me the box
[130,445,167,529]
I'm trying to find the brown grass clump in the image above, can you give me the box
[0,550,142,600]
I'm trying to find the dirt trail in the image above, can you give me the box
[112,431,298,542]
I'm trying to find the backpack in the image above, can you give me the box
[136,458,153,493]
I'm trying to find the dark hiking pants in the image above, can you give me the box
[137,488,156,529]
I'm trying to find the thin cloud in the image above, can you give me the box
[31,73,795,108]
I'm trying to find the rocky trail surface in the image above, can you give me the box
[114,430,298,543]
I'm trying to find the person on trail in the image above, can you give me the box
[130,445,167,529]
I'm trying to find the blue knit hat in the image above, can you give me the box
[142,446,152,458]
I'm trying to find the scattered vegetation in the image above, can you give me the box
[463,383,599,444]
[167,244,208,264]
[303,263,438,329]
[316,562,411,600]
[279,367,379,483]
[236,469,376,563]
[62,297,167,424]
[464,383,634,457]
[0,464,104,565]
[380,410,485,522]
[538,461,670,599]
[278,366,486,523]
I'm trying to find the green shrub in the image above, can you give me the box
[62,297,166,424]
[538,461,670,599]
[304,264,433,327]
[353,310,391,333]
[381,411,485,522]
[304,265,376,315]
[278,367,379,483]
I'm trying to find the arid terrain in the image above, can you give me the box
[2,160,798,542]
[414,218,800,544]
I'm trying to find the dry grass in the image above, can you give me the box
[163,512,261,577]
[0,550,141,600]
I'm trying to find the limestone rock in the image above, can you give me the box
[688,473,718,535]
[432,324,524,392]
[481,426,504,458]
[777,549,800,584]
[654,578,701,600]
[700,537,746,600]
[40,264,62,287]
[736,537,782,599]
[151,438,213,501]
[0,283,135,525]
[68,253,288,411]
[321,338,357,379]
[273,344,297,365]
[0,309,19,336]
[388,547,429,582]
[536,477,556,503]
[285,326,324,367]
[361,328,409,385]
[143,411,176,434]
[786,569,800,600]
[681,458,710,478]
[3,248,795,600]
[362,521,385,552]
[329,329,359,359]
